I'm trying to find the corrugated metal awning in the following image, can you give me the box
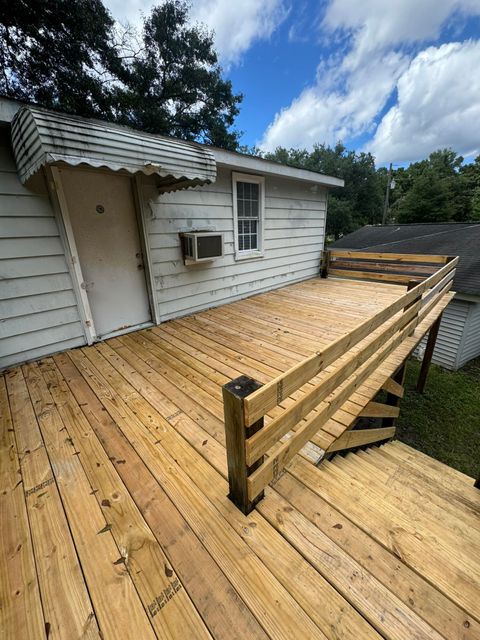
[11,106,217,190]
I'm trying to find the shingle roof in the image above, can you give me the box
[332,223,480,296]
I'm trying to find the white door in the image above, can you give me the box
[60,169,151,338]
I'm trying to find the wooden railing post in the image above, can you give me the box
[222,375,264,514]
[416,313,443,393]
[320,249,331,278]
[405,280,421,335]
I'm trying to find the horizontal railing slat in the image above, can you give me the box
[329,250,450,264]
[418,280,453,320]
[222,251,458,513]
[244,256,458,426]
[328,268,423,284]
[421,269,455,307]
[245,298,422,466]
[331,259,437,276]
[246,312,422,500]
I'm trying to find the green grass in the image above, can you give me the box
[396,357,480,478]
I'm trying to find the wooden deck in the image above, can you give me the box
[2,277,479,639]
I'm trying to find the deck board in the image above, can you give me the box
[1,277,479,639]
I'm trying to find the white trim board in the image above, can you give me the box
[45,165,96,344]
[214,148,344,188]
[232,171,265,262]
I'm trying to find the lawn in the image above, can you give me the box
[396,356,480,478]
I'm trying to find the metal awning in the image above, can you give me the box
[11,106,217,191]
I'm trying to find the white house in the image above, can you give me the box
[0,99,343,370]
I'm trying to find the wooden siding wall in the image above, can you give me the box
[0,128,85,370]
[458,300,480,367]
[141,167,327,321]
[414,298,470,370]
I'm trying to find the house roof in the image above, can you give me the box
[212,147,344,188]
[11,106,217,191]
[332,223,480,296]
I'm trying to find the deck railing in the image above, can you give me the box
[222,252,458,513]
[321,249,452,285]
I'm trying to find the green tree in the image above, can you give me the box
[460,155,480,221]
[325,196,354,239]
[0,0,117,117]
[393,149,474,223]
[396,170,451,223]
[115,1,241,148]
[0,0,242,148]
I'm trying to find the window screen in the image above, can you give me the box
[236,181,259,251]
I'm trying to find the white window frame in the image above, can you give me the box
[232,172,265,261]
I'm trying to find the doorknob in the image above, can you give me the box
[81,281,94,291]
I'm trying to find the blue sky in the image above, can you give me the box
[104,0,480,165]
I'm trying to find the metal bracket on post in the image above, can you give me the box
[222,375,264,514]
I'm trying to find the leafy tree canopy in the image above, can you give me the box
[0,0,242,148]
[1,1,479,229]
[392,149,478,223]
[256,144,480,238]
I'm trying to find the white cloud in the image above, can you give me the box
[323,0,455,63]
[103,0,155,27]
[370,41,480,163]
[103,0,287,67]
[261,51,408,150]
[190,0,288,66]
[260,0,480,160]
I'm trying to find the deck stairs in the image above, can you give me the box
[263,438,480,637]
[312,440,479,564]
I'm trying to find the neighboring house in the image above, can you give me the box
[0,98,343,370]
[332,223,480,369]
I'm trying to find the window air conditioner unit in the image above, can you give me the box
[181,231,224,264]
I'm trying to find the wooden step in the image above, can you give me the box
[363,447,480,517]
[289,455,480,621]
[387,441,475,485]
[274,470,480,640]
[319,459,480,568]
[326,426,395,453]
[381,442,478,502]
[335,450,480,547]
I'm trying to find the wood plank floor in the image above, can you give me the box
[1,277,478,639]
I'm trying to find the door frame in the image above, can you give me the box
[132,174,160,325]
[46,165,159,343]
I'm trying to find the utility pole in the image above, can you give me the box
[382,162,393,225]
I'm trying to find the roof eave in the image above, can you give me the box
[212,148,344,188]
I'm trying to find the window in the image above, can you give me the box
[233,173,264,259]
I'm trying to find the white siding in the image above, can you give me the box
[141,167,327,320]
[414,298,470,370]
[0,127,85,370]
[458,301,480,367]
